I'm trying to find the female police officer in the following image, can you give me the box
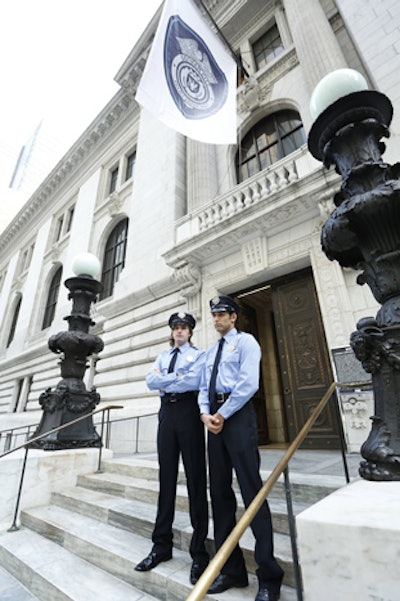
[135,311,209,585]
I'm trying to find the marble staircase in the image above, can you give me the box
[0,453,349,601]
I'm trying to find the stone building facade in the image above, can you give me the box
[0,0,399,453]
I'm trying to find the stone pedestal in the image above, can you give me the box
[297,480,400,601]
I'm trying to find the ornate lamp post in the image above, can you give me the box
[31,253,104,450]
[308,68,400,481]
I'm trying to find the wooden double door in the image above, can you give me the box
[235,268,340,449]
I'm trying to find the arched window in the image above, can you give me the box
[100,218,129,299]
[236,110,306,182]
[7,296,22,347]
[42,266,63,330]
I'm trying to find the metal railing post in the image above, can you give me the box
[8,447,29,532]
[284,466,303,601]
[1,404,124,532]
[96,409,107,473]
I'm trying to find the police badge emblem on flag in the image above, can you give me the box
[135,0,237,144]
[164,16,228,120]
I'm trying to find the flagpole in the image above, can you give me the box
[195,0,249,79]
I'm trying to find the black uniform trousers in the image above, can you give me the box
[208,401,284,593]
[152,394,209,564]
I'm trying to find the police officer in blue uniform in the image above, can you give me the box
[198,296,284,601]
[135,312,209,585]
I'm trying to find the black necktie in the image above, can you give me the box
[168,347,180,373]
[209,337,225,407]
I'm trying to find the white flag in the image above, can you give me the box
[135,0,237,144]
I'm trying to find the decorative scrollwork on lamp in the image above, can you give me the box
[308,68,400,480]
[31,253,104,450]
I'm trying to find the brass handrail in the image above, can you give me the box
[186,381,339,601]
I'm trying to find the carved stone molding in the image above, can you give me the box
[173,261,202,317]
[49,245,61,265]
[237,48,298,119]
[107,191,124,217]
[317,194,336,225]
[10,278,23,294]
[242,237,267,274]
[310,236,355,349]
[238,77,271,116]
[257,47,298,92]
[173,261,202,298]
[342,394,371,431]
[268,236,311,268]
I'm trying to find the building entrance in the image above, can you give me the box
[234,267,340,449]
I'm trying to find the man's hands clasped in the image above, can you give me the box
[201,412,225,434]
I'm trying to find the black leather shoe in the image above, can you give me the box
[135,551,172,571]
[207,573,248,593]
[190,561,209,585]
[255,585,280,601]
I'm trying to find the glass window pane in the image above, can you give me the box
[236,110,305,183]
[100,218,129,299]
[125,152,136,181]
[7,297,22,347]
[253,24,284,70]
[109,167,119,194]
[42,267,62,329]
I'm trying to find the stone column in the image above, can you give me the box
[282,0,347,93]
[187,139,218,211]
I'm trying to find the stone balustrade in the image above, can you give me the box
[176,145,315,243]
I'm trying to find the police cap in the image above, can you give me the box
[168,312,196,329]
[209,295,240,314]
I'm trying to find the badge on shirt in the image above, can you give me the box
[228,344,235,352]
[186,354,195,362]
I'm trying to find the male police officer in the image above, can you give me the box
[198,296,284,601]
[135,312,209,584]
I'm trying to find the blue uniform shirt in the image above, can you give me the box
[146,342,205,395]
[198,328,261,420]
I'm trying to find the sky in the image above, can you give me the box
[0,0,162,192]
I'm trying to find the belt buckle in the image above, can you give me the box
[216,392,225,404]
[169,394,178,403]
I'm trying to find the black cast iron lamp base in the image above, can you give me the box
[30,252,104,450]
[308,69,400,481]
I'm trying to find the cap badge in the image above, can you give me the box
[211,296,220,306]
[178,312,186,319]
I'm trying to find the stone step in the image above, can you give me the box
[50,485,295,585]
[101,455,345,505]
[0,565,40,601]
[0,528,159,601]
[77,467,311,536]
[18,504,297,600]
[55,482,306,537]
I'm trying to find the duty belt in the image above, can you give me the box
[163,392,198,403]
[215,392,230,404]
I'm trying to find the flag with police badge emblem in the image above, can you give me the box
[135,0,237,144]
